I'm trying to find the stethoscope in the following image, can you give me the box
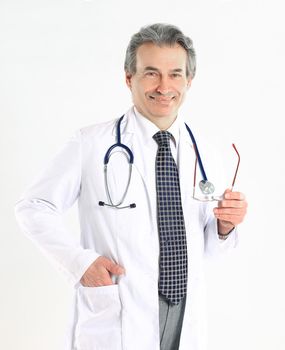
[98,115,215,209]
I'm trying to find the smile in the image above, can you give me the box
[148,95,176,103]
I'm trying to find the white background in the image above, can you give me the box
[1,0,284,349]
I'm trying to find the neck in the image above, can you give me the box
[152,117,176,131]
[142,113,177,130]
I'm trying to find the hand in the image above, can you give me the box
[213,189,248,234]
[80,256,125,287]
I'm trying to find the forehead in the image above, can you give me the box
[136,42,188,71]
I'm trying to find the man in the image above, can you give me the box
[15,23,247,350]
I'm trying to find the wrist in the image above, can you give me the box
[218,220,235,235]
[217,220,235,240]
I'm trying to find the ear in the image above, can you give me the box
[187,78,192,90]
[125,72,133,89]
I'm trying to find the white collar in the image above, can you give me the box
[133,106,181,147]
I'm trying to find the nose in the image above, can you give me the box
[156,76,171,95]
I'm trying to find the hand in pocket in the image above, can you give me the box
[80,256,125,287]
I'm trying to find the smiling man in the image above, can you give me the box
[125,42,191,130]
[15,24,247,350]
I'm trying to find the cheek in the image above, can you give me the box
[172,79,189,92]
[132,80,148,95]
[140,81,158,94]
[176,86,188,100]
[130,86,149,107]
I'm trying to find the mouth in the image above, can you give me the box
[148,95,176,104]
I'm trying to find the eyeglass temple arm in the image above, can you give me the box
[231,143,240,191]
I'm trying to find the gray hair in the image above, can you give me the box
[124,23,196,79]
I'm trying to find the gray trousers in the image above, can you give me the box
[159,294,186,350]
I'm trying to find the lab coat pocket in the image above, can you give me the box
[75,285,122,350]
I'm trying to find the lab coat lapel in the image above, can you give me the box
[179,123,196,208]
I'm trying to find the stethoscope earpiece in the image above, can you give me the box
[98,201,136,209]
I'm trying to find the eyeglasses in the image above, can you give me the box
[192,144,240,202]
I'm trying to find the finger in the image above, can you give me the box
[214,208,245,216]
[82,276,113,287]
[81,266,113,287]
[104,259,125,275]
[218,199,247,209]
[80,257,114,287]
[214,208,246,218]
[214,213,245,225]
[215,212,244,220]
[93,274,114,287]
[224,191,246,201]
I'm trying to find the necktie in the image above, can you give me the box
[153,131,188,305]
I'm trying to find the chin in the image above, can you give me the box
[150,107,177,118]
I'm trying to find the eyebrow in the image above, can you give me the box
[143,66,184,73]
[144,66,159,72]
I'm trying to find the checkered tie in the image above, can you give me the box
[153,131,188,305]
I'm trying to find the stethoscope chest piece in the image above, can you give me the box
[199,180,215,195]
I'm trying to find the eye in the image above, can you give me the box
[145,71,158,78]
[171,73,182,78]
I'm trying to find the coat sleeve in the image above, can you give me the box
[15,130,100,285]
[203,206,238,257]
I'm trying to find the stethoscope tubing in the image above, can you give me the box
[100,115,209,209]
[104,115,134,165]
[101,116,135,209]
[184,123,208,182]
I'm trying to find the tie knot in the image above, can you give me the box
[153,131,172,147]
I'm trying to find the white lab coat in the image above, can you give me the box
[15,107,238,350]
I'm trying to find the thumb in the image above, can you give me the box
[223,188,231,196]
[105,259,125,275]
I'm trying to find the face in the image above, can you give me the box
[126,42,192,127]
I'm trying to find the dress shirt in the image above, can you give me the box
[133,107,182,165]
